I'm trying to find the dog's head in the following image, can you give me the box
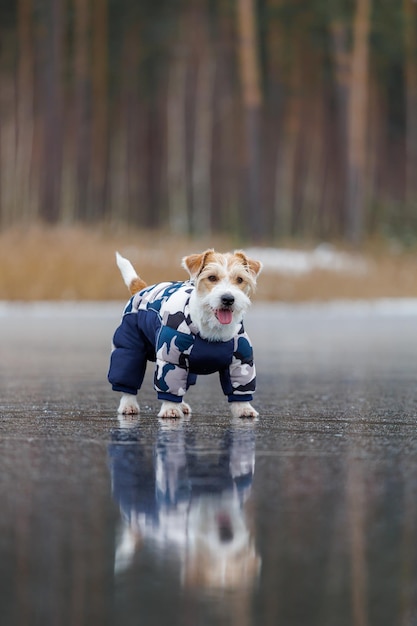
[183,494,261,590]
[182,249,262,339]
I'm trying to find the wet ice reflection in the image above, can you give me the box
[109,417,261,590]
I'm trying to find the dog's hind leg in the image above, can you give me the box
[118,393,140,415]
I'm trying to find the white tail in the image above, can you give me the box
[116,251,148,296]
[116,252,138,288]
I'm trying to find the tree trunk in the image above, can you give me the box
[0,71,16,227]
[91,0,108,220]
[211,6,239,234]
[167,53,189,234]
[403,0,417,209]
[16,0,35,221]
[275,57,302,239]
[330,19,350,235]
[74,0,90,221]
[192,52,214,236]
[347,0,371,245]
[301,88,325,238]
[122,21,142,225]
[237,0,263,241]
[39,0,64,223]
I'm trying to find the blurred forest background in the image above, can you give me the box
[1,0,417,245]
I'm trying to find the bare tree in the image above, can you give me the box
[91,0,108,219]
[39,0,64,223]
[237,0,263,240]
[190,2,214,236]
[404,0,417,209]
[330,18,350,234]
[167,50,189,234]
[275,51,302,239]
[16,0,36,221]
[73,0,91,220]
[347,0,371,244]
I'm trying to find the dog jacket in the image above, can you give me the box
[108,281,256,404]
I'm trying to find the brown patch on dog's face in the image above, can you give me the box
[182,249,215,280]
[233,250,263,280]
[194,251,229,295]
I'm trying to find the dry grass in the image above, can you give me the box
[1,225,417,301]
[0,225,233,301]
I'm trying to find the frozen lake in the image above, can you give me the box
[1,301,417,626]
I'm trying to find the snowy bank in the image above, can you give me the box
[245,245,368,275]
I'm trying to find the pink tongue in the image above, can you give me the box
[216,308,233,325]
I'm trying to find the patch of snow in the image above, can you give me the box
[245,244,368,275]
[252,299,417,318]
[0,301,121,319]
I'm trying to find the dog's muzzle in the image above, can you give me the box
[215,293,235,324]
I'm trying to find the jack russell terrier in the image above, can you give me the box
[108,249,262,419]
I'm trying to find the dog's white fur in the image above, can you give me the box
[116,252,138,288]
[115,249,262,419]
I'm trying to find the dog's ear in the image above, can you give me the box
[182,249,215,278]
[234,251,263,278]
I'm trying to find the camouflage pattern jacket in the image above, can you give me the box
[108,281,256,404]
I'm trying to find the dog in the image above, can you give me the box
[108,249,262,419]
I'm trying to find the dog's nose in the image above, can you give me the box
[221,293,235,307]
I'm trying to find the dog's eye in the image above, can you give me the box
[207,275,218,283]
[236,276,244,284]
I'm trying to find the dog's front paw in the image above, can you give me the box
[230,401,259,419]
[118,394,140,415]
[158,401,185,419]
[180,401,192,415]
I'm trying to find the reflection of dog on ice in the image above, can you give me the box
[109,420,261,589]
